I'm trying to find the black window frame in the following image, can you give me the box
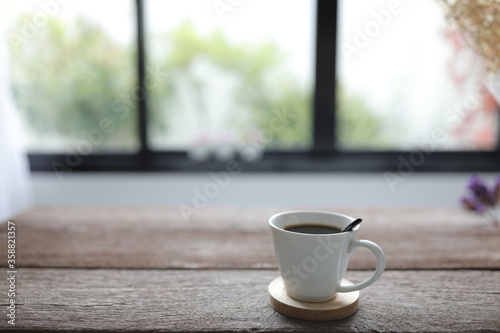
[28,0,500,173]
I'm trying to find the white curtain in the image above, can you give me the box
[0,3,31,221]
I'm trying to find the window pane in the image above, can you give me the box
[146,0,315,158]
[6,0,138,153]
[337,0,499,151]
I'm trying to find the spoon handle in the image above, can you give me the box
[342,218,363,232]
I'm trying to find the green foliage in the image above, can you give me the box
[149,22,312,148]
[336,85,394,149]
[10,16,388,152]
[10,15,137,150]
[239,80,312,148]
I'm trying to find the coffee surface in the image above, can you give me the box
[284,224,342,234]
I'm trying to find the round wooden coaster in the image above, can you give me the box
[268,277,359,321]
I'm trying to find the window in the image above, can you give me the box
[337,0,499,151]
[6,0,138,153]
[6,0,500,173]
[146,0,315,154]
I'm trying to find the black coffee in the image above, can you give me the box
[284,224,342,235]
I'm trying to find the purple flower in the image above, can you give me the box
[461,196,484,213]
[468,174,488,196]
[462,174,500,228]
[468,174,495,207]
[474,199,485,214]
[461,196,473,211]
[494,175,500,205]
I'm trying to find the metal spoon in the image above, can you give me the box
[342,218,363,232]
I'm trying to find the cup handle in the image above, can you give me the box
[337,240,386,293]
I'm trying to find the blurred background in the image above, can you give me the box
[1,0,499,220]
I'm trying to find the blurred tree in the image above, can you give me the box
[10,16,391,152]
[149,22,312,149]
[336,84,395,149]
[9,15,137,150]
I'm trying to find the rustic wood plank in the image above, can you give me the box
[0,269,499,332]
[1,207,499,269]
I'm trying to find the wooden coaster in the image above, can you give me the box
[268,277,359,321]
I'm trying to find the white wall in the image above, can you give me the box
[30,172,495,208]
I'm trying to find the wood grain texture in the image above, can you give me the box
[0,269,498,332]
[268,277,359,321]
[1,207,499,270]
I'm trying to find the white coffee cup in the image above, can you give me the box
[269,211,386,302]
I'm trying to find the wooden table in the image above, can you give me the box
[1,207,499,332]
